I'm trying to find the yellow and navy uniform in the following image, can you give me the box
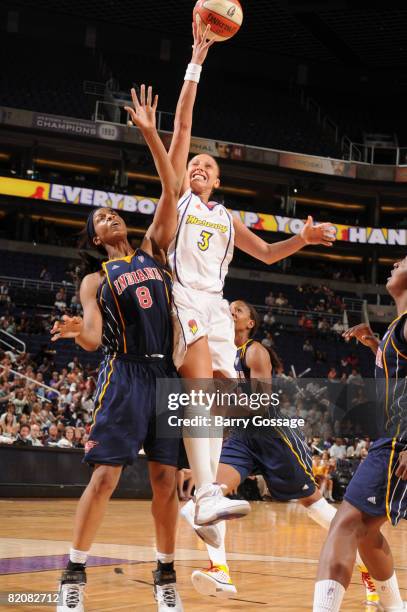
[86,249,180,467]
[345,313,407,525]
[219,339,316,501]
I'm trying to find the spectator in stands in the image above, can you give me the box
[13,423,33,446]
[328,438,347,460]
[263,310,275,327]
[302,338,314,354]
[265,291,275,307]
[275,292,288,308]
[29,423,43,446]
[0,283,11,304]
[57,426,75,448]
[0,403,17,426]
[0,423,13,444]
[347,368,363,387]
[332,319,345,337]
[39,266,52,282]
[317,318,330,335]
[44,423,59,446]
[12,388,27,414]
[327,367,340,382]
[0,412,17,440]
[54,287,67,312]
[261,332,274,349]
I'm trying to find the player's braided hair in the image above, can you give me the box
[241,301,283,371]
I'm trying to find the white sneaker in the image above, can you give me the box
[194,484,250,526]
[191,564,237,599]
[180,499,222,547]
[57,570,86,611]
[383,603,407,612]
[155,582,183,611]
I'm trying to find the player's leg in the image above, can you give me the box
[185,434,253,599]
[148,461,184,612]
[57,464,122,612]
[314,439,406,612]
[180,337,249,526]
[299,489,380,606]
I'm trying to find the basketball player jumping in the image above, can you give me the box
[313,258,407,612]
[167,22,337,530]
[182,300,380,607]
[51,86,183,612]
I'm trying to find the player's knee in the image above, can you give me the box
[331,507,366,540]
[91,467,119,497]
[151,467,177,500]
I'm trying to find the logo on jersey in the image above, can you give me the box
[186,214,228,234]
[112,265,120,270]
[188,319,198,335]
[85,440,99,453]
[367,496,376,504]
[376,348,383,369]
[137,255,145,263]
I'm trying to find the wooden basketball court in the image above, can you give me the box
[1,499,406,611]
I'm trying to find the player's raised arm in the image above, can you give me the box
[168,22,215,195]
[233,215,336,265]
[51,272,103,351]
[125,85,180,251]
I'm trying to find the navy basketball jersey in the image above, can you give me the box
[97,249,172,357]
[375,312,407,438]
[235,339,254,381]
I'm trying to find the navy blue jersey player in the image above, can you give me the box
[184,301,377,603]
[313,259,407,612]
[51,86,183,612]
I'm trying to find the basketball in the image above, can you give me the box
[193,0,243,42]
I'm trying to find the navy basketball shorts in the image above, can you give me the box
[220,426,316,501]
[84,355,181,467]
[345,437,407,526]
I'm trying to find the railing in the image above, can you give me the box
[0,275,75,294]
[0,329,26,354]
[0,365,61,397]
[346,142,400,165]
[256,304,351,323]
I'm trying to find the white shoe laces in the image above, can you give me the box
[64,584,81,608]
[157,583,177,608]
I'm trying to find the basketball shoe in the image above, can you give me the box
[153,561,183,612]
[194,483,250,526]
[191,563,237,598]
[57,568,86,611]
[180,499,222,547]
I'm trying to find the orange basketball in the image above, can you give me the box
[193,0,243,42]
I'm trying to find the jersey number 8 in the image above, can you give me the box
[136,286,153,309]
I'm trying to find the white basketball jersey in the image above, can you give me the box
[167,189,235,294]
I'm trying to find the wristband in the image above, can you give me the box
[184,63,202,83]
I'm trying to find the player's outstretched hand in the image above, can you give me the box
[342,323,377,349]
[192,21,215,65]
[300,215,336,247]
[125,85,158,132]
[396,450,407,480]
[51,315,83,341]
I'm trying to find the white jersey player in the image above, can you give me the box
[166,22,336,529]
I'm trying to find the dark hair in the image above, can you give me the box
[76,209,108,281]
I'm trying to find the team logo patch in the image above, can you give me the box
[137,255,145,263]
[376,347,383,368]
[188,319,198,335]
[85,440,99,453]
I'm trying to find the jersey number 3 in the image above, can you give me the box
[197,230,213,252]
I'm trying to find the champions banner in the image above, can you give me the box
[1,176,406,246]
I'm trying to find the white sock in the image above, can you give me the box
[306,497,336,530]
[69,548,89,565]
[206,520,227,567]
[156,551,174,565]
[209,435,223,481]
[313,579,345,612]
[183,436,213,490]
[374,572,403,609]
